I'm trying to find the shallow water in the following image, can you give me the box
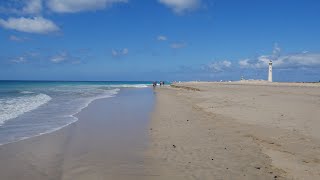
[0,81,152,145]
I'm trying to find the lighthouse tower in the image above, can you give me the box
[268,60,273,82]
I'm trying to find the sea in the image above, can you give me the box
[0,81,153,145]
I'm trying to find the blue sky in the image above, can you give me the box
[0,0,320,82]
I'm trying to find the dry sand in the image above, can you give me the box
[146,82,320,180]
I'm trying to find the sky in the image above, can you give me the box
[0,0,320,82]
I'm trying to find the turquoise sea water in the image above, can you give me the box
[0,81,153,145]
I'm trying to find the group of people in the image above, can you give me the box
[152,81,165,88]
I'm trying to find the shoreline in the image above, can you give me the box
[0,88,121,147]
[0,88,155,180]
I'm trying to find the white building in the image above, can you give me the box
[268,60,273,82]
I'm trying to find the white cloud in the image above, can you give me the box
[0,0,42,15]
[274,53,320,68]
[170,42,187,49]
[239,59,250,68]
[50,52,68,63]
[111,49,118,57]
[9,35,29,42]
[239,52,320,69]
[46,0,128,13]
[112,48,129,57]
[158,0,201,14]
[0,6,15,14]
[27,51,40,57]
[0,0,127,35]
[0,16,59,34]
[207,60,232,72]
[157,35,167,41]
[239,55,274,69]
[238,44,320,69]
[11,56,27,63]
[122,48,129,55]
[23,0,42,14]
[273,43,281,58]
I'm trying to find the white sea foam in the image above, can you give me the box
[0,93,52,125]
[108,84,150,88]
[73,88,120,114]
[0,88,120,146]
[0,82,154,145]
[20,91,35,94]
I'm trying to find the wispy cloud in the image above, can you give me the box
[0,0,126,34]
[4,48,90,66]
[0,0,42,15]
[50,51,86,64]
[50,52,68,63]
[239,56,270,69]
[157,35,167,41]
[239,45,320,69]
[11,56,27,63]
[205,60,232,72]
[9,35,30,42]
[170,42,187,49]
[27,51,40,57]
[46,0,128,13]
[0,0,128,14]
[0,16,59,34]
[175,44,320,81]
[158,0,201,14]
[6,50,42,64]
[23,0,42,14]
[111,48,129,57]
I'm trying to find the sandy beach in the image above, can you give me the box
[0,82,319,180]
[147,82,320,180]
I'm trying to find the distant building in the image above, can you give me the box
[268,60,273,82]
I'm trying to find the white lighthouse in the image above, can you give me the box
[268,60,273,82]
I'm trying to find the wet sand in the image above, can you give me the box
[147,82,320,180]
[0,88,154,180]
